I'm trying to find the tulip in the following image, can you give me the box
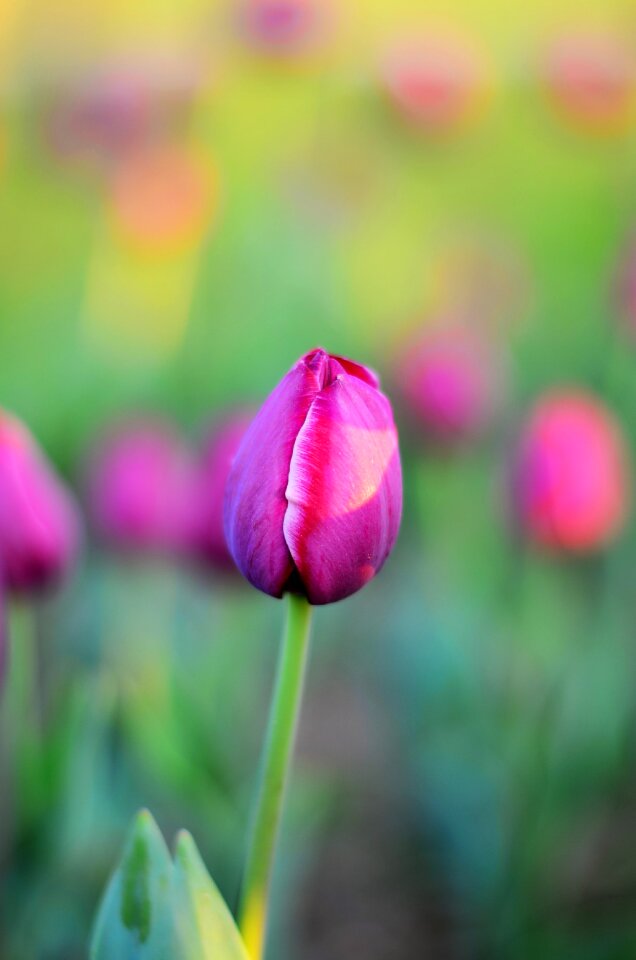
[0,411,79,593]
[224,348,402,605]
[87,419,193,553]
[399,324,502,446]
[224,349,401,958]
[381,32,490,135]
[239,0,330,58]
[44,72,148,170]
[512,390,628,552]
[543,30,634,135]
[185,413,252,571]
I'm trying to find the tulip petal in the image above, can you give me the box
[90,809,176,958]
[283,371,402,604]
[173,830,250,959]
[329,354,380,389]
[0,420,79,592]
[224,354,328,597]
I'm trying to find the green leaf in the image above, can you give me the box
[90,810,250,960]
[90,810,177,960]
[172,830,251,960]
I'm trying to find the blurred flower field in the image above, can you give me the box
[2,0,636,957]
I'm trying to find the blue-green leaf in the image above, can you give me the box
[172,830,250,960]
[90,810,250,960]
[90,810,177,959]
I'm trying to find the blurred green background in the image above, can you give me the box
[2,0,636,957]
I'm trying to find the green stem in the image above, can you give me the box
[238,593,313,960]
[6,599,39,733]
[3,600,43,827]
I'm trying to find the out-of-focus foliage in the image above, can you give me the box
[2,0,636,958]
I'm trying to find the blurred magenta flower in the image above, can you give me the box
[381,31,491,134]
[87,419,193,553]
[185,413,252,571]
[0,412,80,593]
[43,54,199,172]
[224,349,402,604]
[238,0,331,58]
[399,323,502,446]
[45,72,148,169]
[512,391,629,552]
[543,30,635,135]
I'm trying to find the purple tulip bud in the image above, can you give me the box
[0,412,80,593]
[224,349,402,605]
[399,323,503,446]
[87,419,193,553]
[185,414,252,571]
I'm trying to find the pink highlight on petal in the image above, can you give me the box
[513,390,629,552]
[87,419,193,553]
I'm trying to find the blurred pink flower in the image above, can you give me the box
[543,30,635,135]
[399,323,503,446]
[0,411,80,593]
[512,390,629,552]
[87,419,193,554]
[43,55,199,171]
[238,0,331,58]
[184,413,252,572]
[381,31,490,134]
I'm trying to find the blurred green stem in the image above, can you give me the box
[238,593,313,960]
[6,600,39,733]
[3,600,44,827]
